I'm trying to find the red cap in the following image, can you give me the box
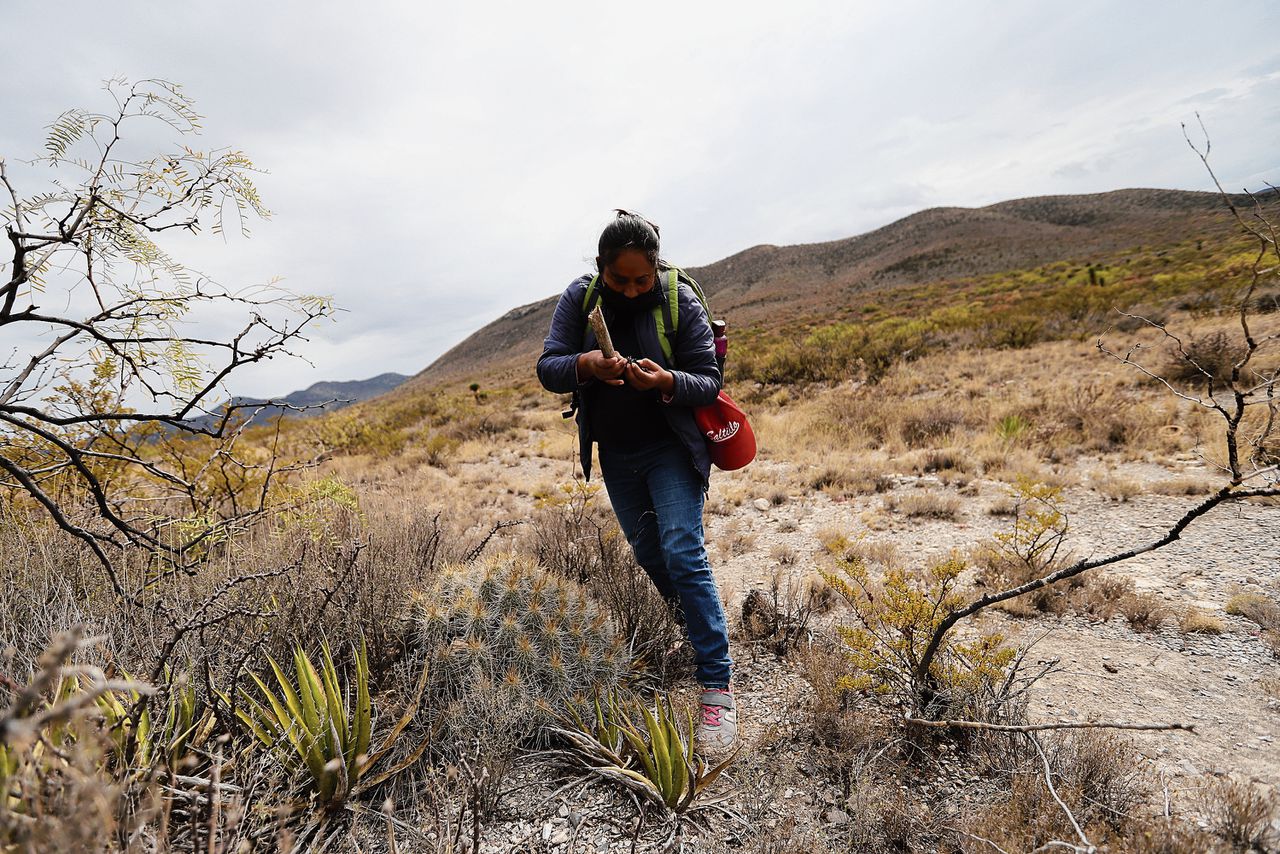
[694,391,756,471]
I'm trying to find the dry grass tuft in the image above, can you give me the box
[1151,476,1217,496]
[1225,590,1280,656]
[1179,606,1225,634]
[884,491,962,520]
[1095,474,1144,502]
[1118,590,1172,633]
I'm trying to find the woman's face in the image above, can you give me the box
[602,248,657,298]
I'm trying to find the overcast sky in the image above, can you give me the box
[3,1,1278,398]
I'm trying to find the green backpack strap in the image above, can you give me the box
[656,268,679,364]
[655,266,714,366]
[582,274,601,314]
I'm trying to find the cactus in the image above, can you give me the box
[407,553,630,752]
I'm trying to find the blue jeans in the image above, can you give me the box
[597,437,732,689]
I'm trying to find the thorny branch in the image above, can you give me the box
[913,124,1279,711]
[0,79,337,607]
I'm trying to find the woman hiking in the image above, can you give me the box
[536,210,737,755]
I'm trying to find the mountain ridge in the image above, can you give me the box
[405,187,1260,390]
[189,372,409,431]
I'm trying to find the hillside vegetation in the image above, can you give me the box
[4,187,1278,853]
[416,188,1267,387]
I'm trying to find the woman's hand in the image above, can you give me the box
[625,358,675,395]
[578,350,626,386]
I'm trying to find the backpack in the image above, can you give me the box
[578,267,756,471]
[580,266,714,367]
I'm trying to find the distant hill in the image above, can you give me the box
[408,188,1260,390]
[189,372,409,430]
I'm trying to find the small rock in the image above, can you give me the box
[754,498,771,511]
[558,802,569,818]
[568,811,583,828]
[550,828,570,846]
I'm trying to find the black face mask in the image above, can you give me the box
[600,285,663,316]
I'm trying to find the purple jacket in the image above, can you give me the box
[536,274,722,485]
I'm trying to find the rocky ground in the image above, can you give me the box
[436,436,1280,852]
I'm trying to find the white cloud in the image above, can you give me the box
[2,0,1277,397]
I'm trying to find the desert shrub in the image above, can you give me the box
[404,554,630,758]
[1253,290,1280,314]
[919,448,971,473]
[972,479,1081,617]
[1069,573,1135,622]
[795,640,861,750]
[740,569,835,656]
[1110,304,1170,331]
[987,497,1017,516]
[807,465,892,496]
[418,432,459,467]
[1167,330,1244,385]
[526,481,684,681]
[1225,591,1280,628]
[900,409,963,447]
[1118,591,1171,632]
[1199,779,1280,853]
[979,310,1043,349]
[1225,591,1280,655]
[817,531,899,570]
[580,536,683,684]
[974,545,1078,617]
[770,543,798,565]
[960,730,1150,852]
[823,552,1018,718]
[717,521,758,558]
[529,480,613,585]
[1151,476,1216,496]
[884,491,962,520]
[1096,474,1143,502]
[1046,380,1159,452]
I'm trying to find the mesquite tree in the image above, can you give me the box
[0,79,333,603]
[910,130,1279,713]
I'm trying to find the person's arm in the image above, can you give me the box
[537,278,626,392]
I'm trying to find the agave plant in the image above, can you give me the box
[94,668,213,773]
[229,637,429,808]
[551,690,738,816]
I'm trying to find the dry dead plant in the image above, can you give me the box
[739,568,836,657]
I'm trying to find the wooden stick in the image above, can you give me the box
[587,305,616,359]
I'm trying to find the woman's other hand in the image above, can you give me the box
[578,350,627,385]
[624,358,675,394]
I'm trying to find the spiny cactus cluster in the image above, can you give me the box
[408,553,631,751]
